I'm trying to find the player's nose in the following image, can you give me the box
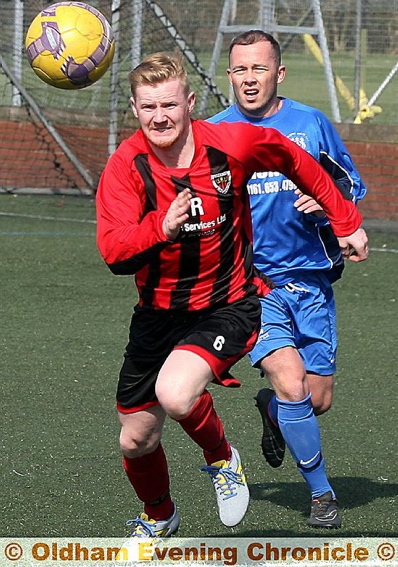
[243,72,257,84]
[153,107,168,123]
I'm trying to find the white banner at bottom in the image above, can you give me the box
[0,538,397,566]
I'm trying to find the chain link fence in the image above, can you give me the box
[0,0,397,193]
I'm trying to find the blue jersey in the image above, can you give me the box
[209,99,367,285]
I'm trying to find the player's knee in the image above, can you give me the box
[119,427,157,458]
[156,383,193,419]
[307,374,334,415]
[158,395,191,419]
[312,394,333,415]
[265,372,307,401]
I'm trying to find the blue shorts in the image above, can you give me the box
[249,273,337,376]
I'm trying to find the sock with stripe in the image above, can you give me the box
[277,393,335,498]
[122,443,174,520]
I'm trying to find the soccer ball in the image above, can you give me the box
[25,2,115,90]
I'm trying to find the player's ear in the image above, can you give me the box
[277,65,286,84]
[130,97,138,118]
[227,68,232,85]
[187,91,196,114]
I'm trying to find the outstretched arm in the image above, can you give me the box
[293,190,369,262]
[338,227,369,262]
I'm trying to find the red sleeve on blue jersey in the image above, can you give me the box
[198,121,363,237]
[96,120,361,311]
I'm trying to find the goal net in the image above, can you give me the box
[1,0,396,195]
[0,0,227,195]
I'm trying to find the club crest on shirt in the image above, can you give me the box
[288,132,309,150]
[211,171,231,194]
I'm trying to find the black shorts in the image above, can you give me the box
[117,296,261,413]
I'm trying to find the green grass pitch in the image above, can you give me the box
[0,194,397,538]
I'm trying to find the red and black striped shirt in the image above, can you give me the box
[96,120,362,311]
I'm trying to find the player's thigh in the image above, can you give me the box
[117,308,187,413]
[176,295,261,383]
[289,278,337,377]
[156,350,214,418]
[157,295,261,415]
[307,372,334,415]
[249,289,296,368]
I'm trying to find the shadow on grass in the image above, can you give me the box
[237,476,398,537]
[250,476,398,511]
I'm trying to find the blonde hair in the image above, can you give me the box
[129,52,190,97]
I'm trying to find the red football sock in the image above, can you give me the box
[175,390,231,465]
[122,443,174,520]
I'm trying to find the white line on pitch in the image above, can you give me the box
[370,247,398,254]
[0,211,96,223]
[1,212,398,253]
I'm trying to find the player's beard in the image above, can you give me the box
[147,129,178,149]
[150,137,176,149]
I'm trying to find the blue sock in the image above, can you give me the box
[276,393,335,499]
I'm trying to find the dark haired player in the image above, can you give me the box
[210,30,368,528]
